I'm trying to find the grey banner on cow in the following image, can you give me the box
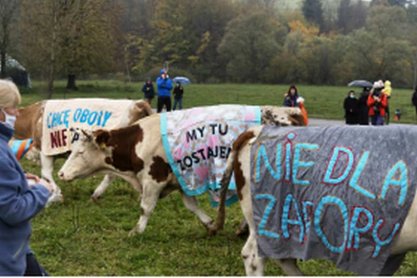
[250,125,417,275]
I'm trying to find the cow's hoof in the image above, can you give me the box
[128,229,139,237]
[46,194,64,206]
[91,194,101,202]
[204,220,218,236]
[235,224,249,237]
[207,227,218,236]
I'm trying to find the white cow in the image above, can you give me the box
[214,125,417,276]
[14,99,154,203]
[58,106,306,236]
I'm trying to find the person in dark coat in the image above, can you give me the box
[141,78,155,105]
[283,85,302,107]
[173,82,184,110]
[412,87,417,121]
[343,90,359,125]
[357,87,370,125]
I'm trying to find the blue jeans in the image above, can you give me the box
[173,98,183,110]
[371,115,384,126]
[25,253,48,276]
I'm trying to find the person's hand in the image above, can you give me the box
[38,178,54,193]
[28,177,54,193]
[25,173,40,183]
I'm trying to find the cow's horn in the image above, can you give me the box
[81,129,92,141]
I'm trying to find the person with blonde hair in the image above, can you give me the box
[0,79,53,275]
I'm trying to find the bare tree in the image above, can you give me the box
[19,0,118,97]
[0,0,18,78]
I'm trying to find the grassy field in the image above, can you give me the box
[20,80,417,275]
[22,80,417,123]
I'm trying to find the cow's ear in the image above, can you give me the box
[135,100,154,116]
[288,113,305,126]
[94,130,111,148]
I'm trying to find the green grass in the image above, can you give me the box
[20,80,417,275]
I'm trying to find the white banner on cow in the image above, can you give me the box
[161,105,261,200]
[41,98,134,156]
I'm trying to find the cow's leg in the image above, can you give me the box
[40,153,63,204]
[128,181,164,237]
[242,233,264,276]
[276,259,303,276]
[240,188,264,275]
[236,219,249,237]
[180,194,214,232]
[91,174,116,201]
[379,253,406,276]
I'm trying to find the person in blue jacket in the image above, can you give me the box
[0,79,53,276]
[156,69,173,113]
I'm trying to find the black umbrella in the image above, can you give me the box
[348,80,373,88]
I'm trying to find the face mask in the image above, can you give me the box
[1,109,16,129]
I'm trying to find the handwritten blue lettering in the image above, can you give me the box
[323,147,354,185]
[281,194,304,242]
[349,151,376,200]
[292,143,319,186]
[72,109,112,127]
[372,220,400,257]
[347,207,373,250]
[255,194,280,239]
[314,196,349,253]
[381,160,408,206]
[302,201,314,236]
[255,144,282,182]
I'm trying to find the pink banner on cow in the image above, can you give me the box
[161,105,261,197]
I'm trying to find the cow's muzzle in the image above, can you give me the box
[58,171,72,181]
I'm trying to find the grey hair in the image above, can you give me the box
[0,79,21,108]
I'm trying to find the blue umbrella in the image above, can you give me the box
[173,76,191,85]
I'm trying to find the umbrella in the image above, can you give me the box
[348,80,372,88]
[173,76,191,85]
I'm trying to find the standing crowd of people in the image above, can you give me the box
[343,80,392,126]
[141,69,185,112]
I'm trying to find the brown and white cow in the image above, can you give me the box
[14,99,154,203]
[213,126,417,276]
[57,106,306,236]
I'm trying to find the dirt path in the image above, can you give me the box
[309,118,411,126]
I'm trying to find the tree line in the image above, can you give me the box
[1,0,417,95]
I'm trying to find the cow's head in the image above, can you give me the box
[260,106,306,126]
[58,129,114,181]
[58,124,145,181]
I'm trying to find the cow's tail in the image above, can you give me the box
[212,129,257,234]
[212,145,236,233]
